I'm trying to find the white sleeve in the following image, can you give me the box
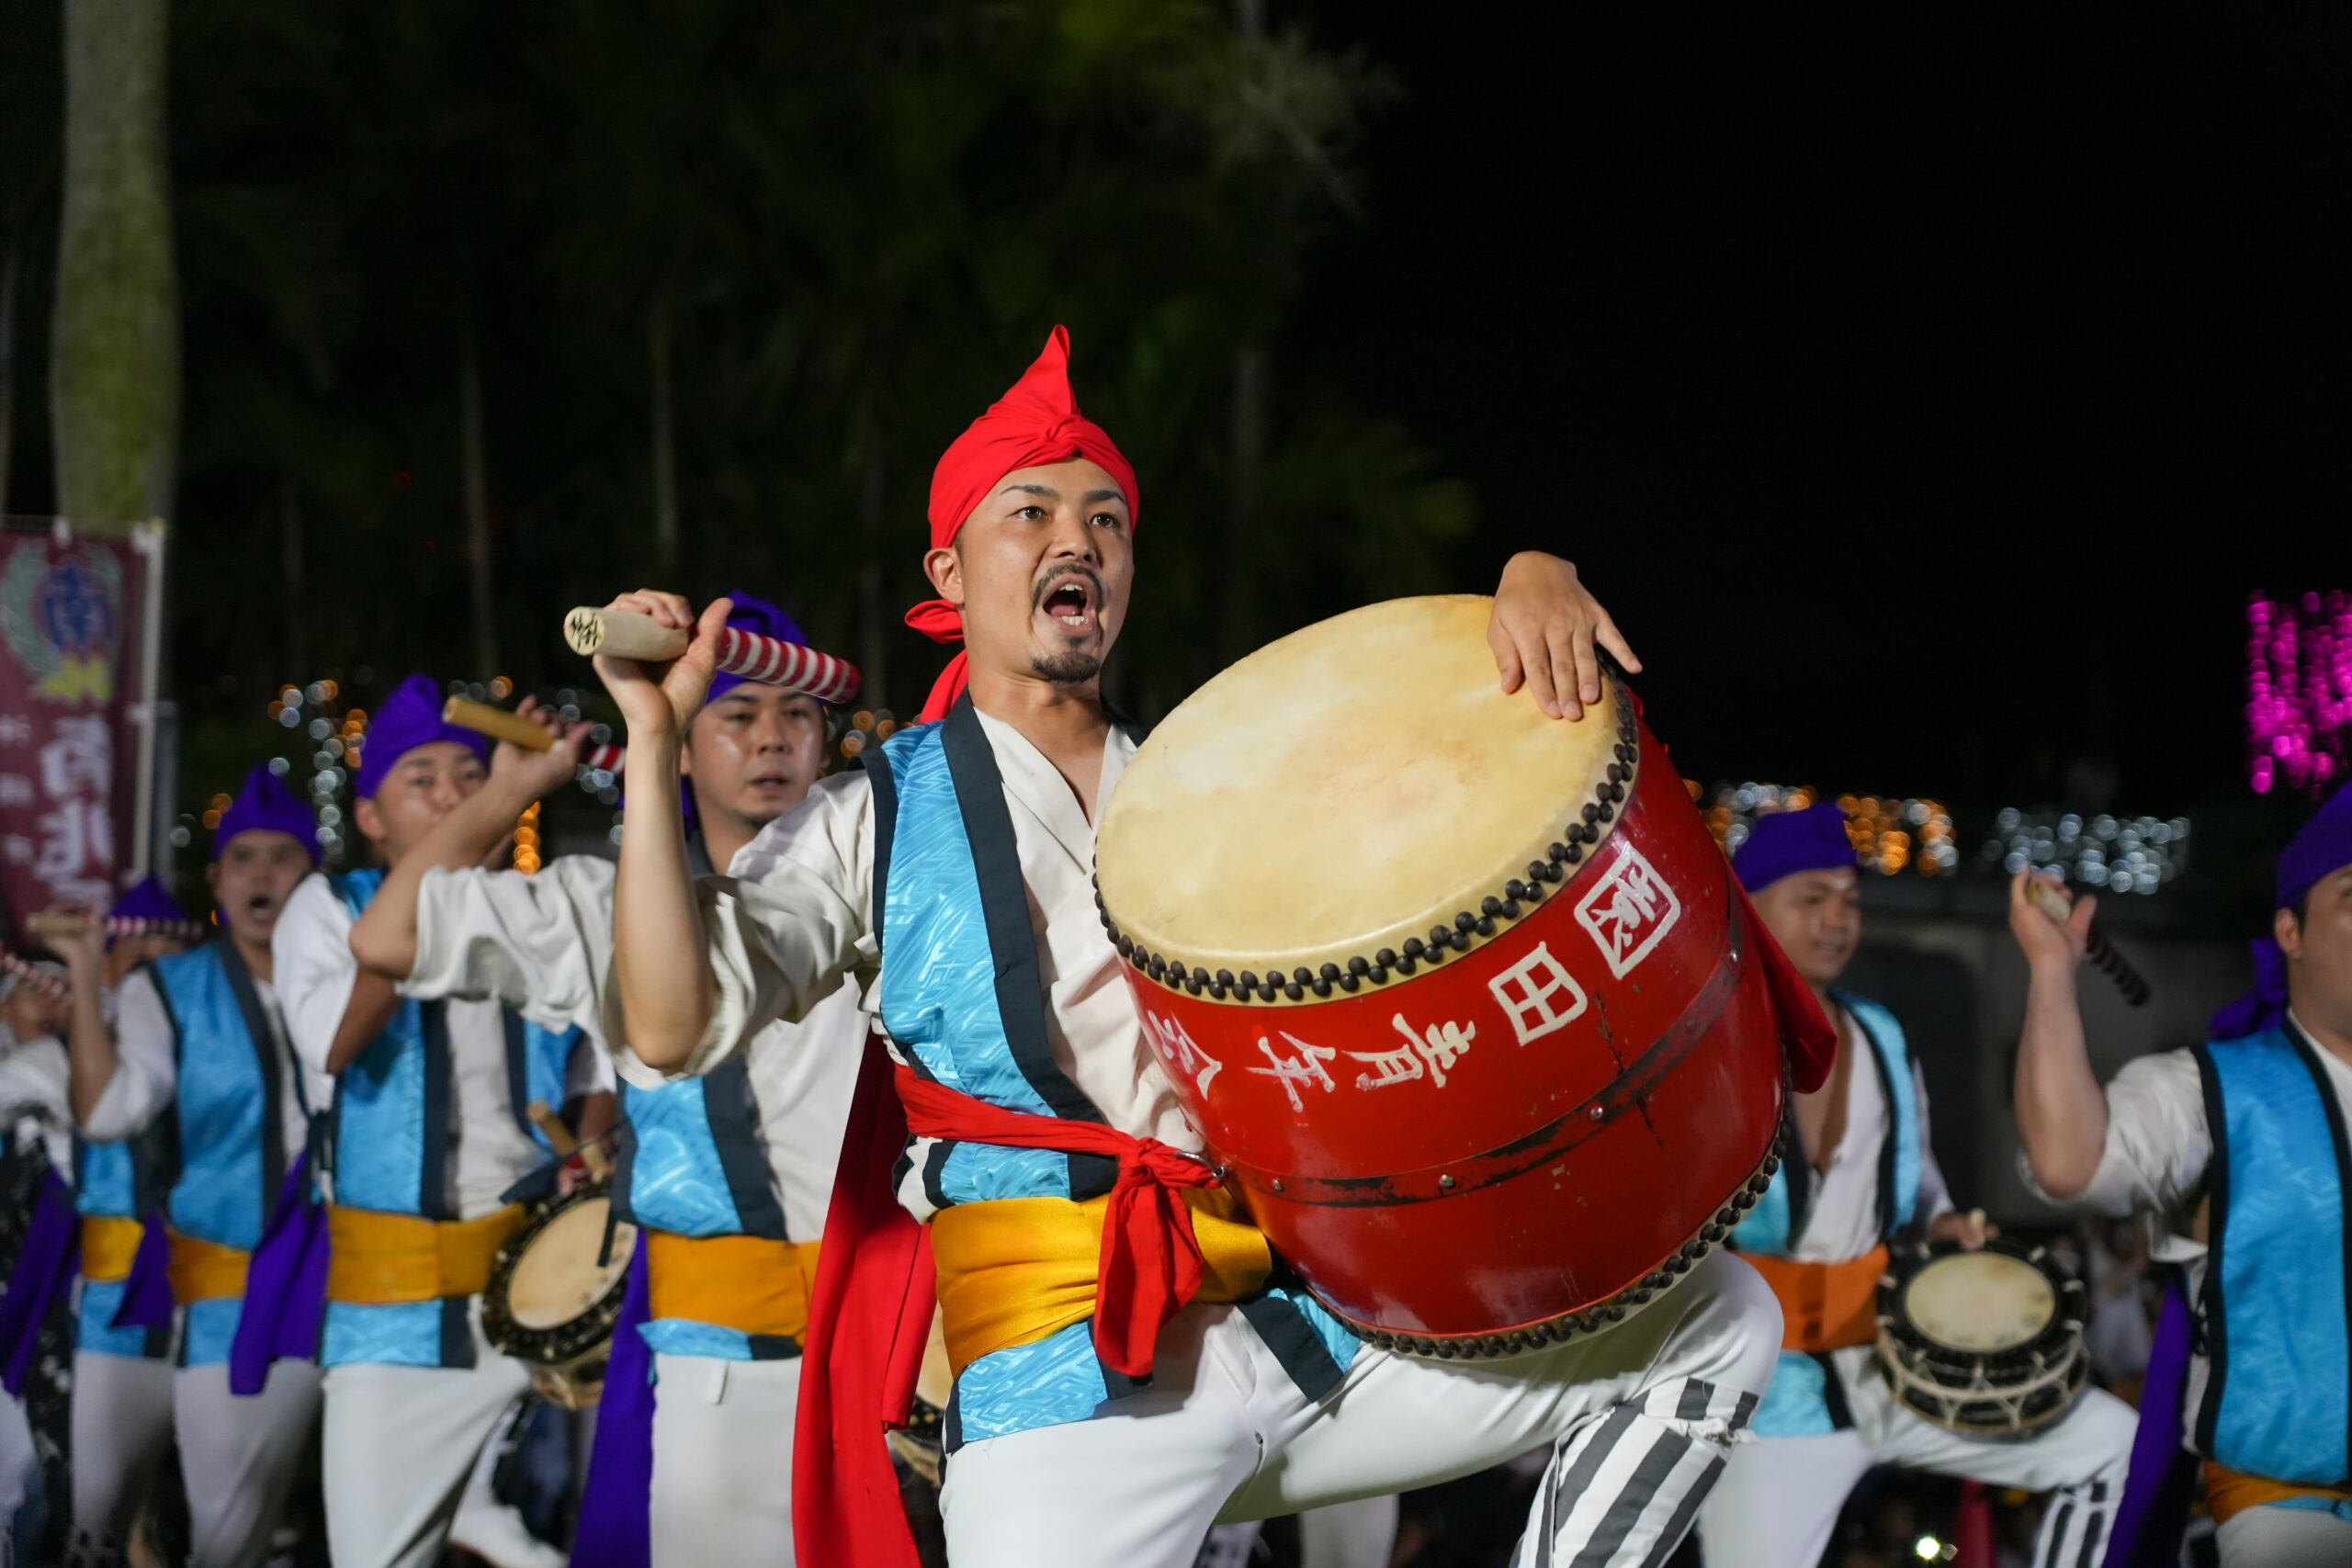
[407,857,616,1040]
[564,1031,616,1099]
[625,769,876,1089]
[2018,1047,2210,1219]
[80,968,177,1143]
[274,873,358,1082]
[0,1038,69,1125]
[1908,1060,1955,1224]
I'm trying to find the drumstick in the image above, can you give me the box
[561,606,861,705]
[526,1100,612,1180]
[25,911,209,945]
[441,697,624,774]
[2026,879,2151,1007]
[0,953,67,998]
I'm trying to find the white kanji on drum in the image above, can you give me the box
[1573,840,1681,979]
[1143,1008,1224,1097]
[1249,1032,1338,1111]
[1347,1012,1477,1090]
[1486,942,1589,1044]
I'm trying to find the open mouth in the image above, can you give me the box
[1037,572,1100,635]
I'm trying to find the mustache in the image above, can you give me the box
[1032,565,1103,611]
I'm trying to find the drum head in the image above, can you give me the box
[1098,596,1623,978]
[1901,1250,2055,1354]
[505,1198,633,1331]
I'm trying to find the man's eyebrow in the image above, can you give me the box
[1082,489,1127,505]
[1003,482,1060,500]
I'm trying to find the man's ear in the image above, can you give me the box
[2276,904,2304,961]
[922,542,964,604]
[353,795,387,849]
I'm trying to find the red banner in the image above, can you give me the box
[0,525,158,942]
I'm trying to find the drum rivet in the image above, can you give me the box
[1209,983,1227,999]
[1451,929,1474,951]
[1439,1173,1455,1190]
[1627,1289,1651,1305]
[1589,1104,1604,1121]
[1335,973,1359,993]
[1216,969,1236,988]
[1368,965,1388,984]
[1259,983,1279,1001]
[1604,1305,1626,1322]
[1702,1224,1725,1241]
[1565,844,1583,864]
[1597,802,1614,822]
[1402,937,1425,959]
[1505,881,1525,901]
[1238,970,1258,989]
[1283,982,1305,1000]
[1347,955,1370,976]
[1310,977,1332,997]
[1581,803,1600,825]
[1501,897,1522,919]
[1716,1206,1736,1225]
[1115,935,1133,957]
[1374,948,1397,969]
[1320,963,1343,983]
[1453,912,1476,933]
[1606,762,1626,784]
[1474,916,1495,937]
[1294,966,1315,987]
[1481,896,1501,918]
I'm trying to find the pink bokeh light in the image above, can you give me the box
[2248,592,2352,795]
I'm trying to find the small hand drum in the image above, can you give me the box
[1875,1238,2088,1435]
[481,1179,639,1410]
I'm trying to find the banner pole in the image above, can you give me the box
[129,518,166,881]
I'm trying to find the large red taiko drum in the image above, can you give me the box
[1093,595,1787,1358]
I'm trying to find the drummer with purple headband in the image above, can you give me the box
[2014,783,2352,1566]
[1702,803,2134,1568]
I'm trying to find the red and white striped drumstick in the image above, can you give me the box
[2,953,69,998]
[561,606,861,705]
[23,911,208,945]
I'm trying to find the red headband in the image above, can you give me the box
[905,326,1139,722]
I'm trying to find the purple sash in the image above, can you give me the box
[0,1170,79,1395]
[108,1209,175,1331]
[228,1151,330,1396]
[571,1245,653,1568]
[2106,1280,2200,1568]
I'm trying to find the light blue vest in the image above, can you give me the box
[616,1059,796,1360]
[2192,1027,2352,1484]
[322,869,579,1369]
[1731,991,1921,1438]
[868,700,1358,1449]
[149,942,305,1367]
[74,1134,169,1359]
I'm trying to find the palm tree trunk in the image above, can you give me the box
[459,333,498,677]
[649,299,679,572]
[50,0,178,532]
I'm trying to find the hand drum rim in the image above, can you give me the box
[1875,1237,2089,1436]
[482,1178,639,1408]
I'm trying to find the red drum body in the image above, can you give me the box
[1093,597,1785,1357]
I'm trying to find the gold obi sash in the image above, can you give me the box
[928,1188,1274,1378]
[1740,1244,1889,1354]
[644,1232,824,1342]
[325,1204,526,1304]
[165,1232,250,1303]
[2204,1461,2352,1527]
[79,1215,146,1284]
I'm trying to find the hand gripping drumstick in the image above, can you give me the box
[2026,879,2151,1007]
[1,952,67,998]
[561,606,861,705]
[527,1100,611,1179]
[441,697,624,774]
[24,911,209,945]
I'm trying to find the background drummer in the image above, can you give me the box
[594,326,1787,1568]
[57,764,325,1568]
[349,592,869,1567]
[2010,782,2352,1565]
[1702,802,2134,1568]
[274,674,609,1568]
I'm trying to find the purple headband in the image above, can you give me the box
[1731,802,1859,892]
[355,673,491,799]
[108,874,188,925]
[214,763,319,864]
[2211,782,2352,1037]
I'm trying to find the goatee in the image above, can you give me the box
[1031,650,1102,685]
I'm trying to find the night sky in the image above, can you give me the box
[1295,9,2351,814]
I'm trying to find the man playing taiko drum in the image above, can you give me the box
[1699,804,2134,1568]
[594,327,1790,1567]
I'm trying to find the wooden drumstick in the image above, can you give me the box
[2027,879,2151,1007]
[561,605,861,705]
[1,953,68,998]
[527,1100,613,1179]
[441,697,624,774]
[26,911,207,944]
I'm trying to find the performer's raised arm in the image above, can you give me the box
[348,696,586,980]
[2007,867,2110,1200]
[597,591,733,1069]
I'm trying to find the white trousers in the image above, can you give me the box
[1696,1352,2138,1568]
[68,1350,174,1555]
[648,1351,801,1567]
[940,1249,1781,1568]
[1198,1495,1401,1568]
[2216,1501,2352,1567]
[0,1393,37,1563]
[174,1360,323,1568]
[319,1309,534,1568]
